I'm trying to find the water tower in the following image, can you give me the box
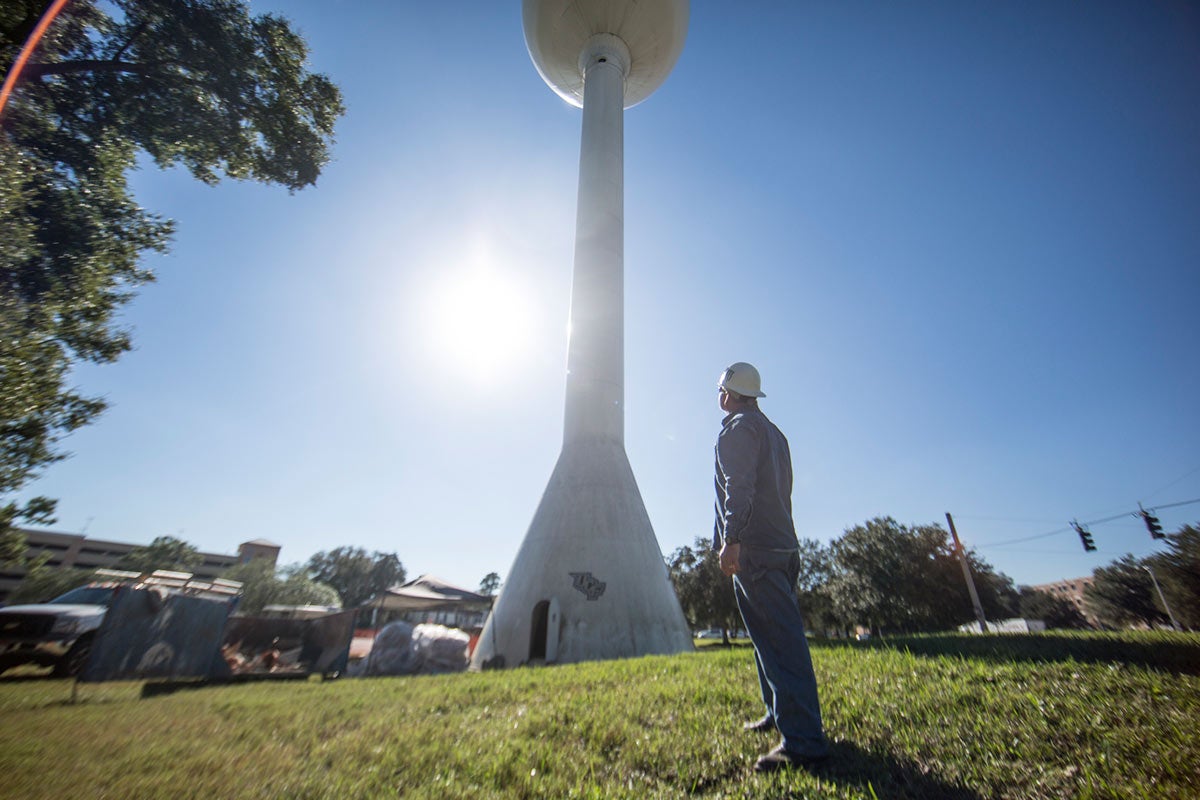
[471,0,692,668]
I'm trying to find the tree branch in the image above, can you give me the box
[21,59,171,79]
[111,21,151,62]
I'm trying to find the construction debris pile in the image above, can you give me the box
[357,621,470,676]
[221,638,307,675]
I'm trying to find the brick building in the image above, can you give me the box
[1030,575,1095,625]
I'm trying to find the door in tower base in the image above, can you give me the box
[528,597,560,664]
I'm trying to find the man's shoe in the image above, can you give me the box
[753,744,829,773]
[742,714,776,732]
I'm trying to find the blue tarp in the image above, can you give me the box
[80,586,236,682]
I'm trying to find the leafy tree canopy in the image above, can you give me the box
[0,0,344,529]
[0,524,27,567]
[114,535,202,573]
[1084,554,1167,629]
[7,562,93,604]
[1017,586,1089,629]
[305,547,405,609]
[1148,523,1200,630]
[1,499,55,568]
[478,572,501,597]
[793,537,836,634]
[826,517,1018,635]
[666,537,740,640]
[223,558,340,615]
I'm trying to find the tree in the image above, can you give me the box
[114,535,202,574]
[479,572,501,597]
[1150,523,1200,630]
[666,537,740,641]
[305,547,405,609]
[0,1,344,520]
[7,563,93,604]
[222,559,340,615]
[1084,555,1168,629]
[826,517,1018,635]
[1,498,56,567]
[1017,586,1090,629]
[974,566,1021,622]
[0,524,27,567]
[794,537,835,635]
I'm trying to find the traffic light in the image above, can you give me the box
[1079,529,1096,552]
[1142,511,1165,539]
[1072,521,1096,552]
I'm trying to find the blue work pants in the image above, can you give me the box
[733,550,827,757]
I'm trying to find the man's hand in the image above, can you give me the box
[719,542,741,576]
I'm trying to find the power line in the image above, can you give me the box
[948,514,1063,525]
[1140,465,1200,504]
[972,497,1200,550]
[980,526,1072,549]
[1144,497,1200,513]
[1080,510,1137,527]
[981,548,1086,556]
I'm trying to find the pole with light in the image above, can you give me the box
[1143,565,1182,632]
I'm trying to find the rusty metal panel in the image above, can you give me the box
[80,586,236,682]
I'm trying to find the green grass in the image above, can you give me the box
[1,633,1198,799]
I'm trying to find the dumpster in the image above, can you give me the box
[218,609,356,679]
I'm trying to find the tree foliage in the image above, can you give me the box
[1081,523,1200,631]
[794,537,835,634]
[1149,523,1200,630]
[7,563,93,604]
[666,538,740,638]
[1,499,56,566]
[305,547,405,609]
[222,558,340,615]
[1017,586,1089,629]
[0,524,27,567]
[826,517,1018,634]
[114,535,202,574]
[0,0,343,515]
[1084,554,1167,629]
[478,572,501,597]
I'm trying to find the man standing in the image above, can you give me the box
[713,362,828,772]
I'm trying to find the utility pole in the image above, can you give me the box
[1143,565,1182,632]
[946,513,988,633]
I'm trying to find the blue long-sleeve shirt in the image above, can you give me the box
[713,406,799,552]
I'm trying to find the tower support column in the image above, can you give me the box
[565,34,631,447]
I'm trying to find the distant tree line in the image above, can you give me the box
[668,516,1200,636]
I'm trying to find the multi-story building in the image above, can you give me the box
[0,529,280,603]
[1031,575,1095,625]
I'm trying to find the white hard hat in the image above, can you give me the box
[718,362,766,398]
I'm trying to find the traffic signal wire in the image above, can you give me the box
[1139,464,1200,504]
[974,497,1200,550]
[1140,497,1200,514]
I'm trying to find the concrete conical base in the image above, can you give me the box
[471,439,694,668]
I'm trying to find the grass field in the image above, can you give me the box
[1,632,1197,799]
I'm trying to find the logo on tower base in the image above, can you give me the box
[569,572,606,600]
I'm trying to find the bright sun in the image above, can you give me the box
[422,263,535,383]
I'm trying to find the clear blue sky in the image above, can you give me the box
[18,1,1200,593]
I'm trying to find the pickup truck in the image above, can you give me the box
[0,583,118,677]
